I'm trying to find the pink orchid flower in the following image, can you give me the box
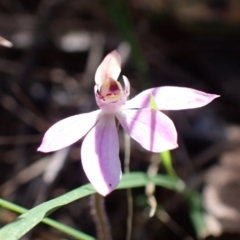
[38,50,219,196]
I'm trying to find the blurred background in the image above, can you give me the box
[0,0,240,239]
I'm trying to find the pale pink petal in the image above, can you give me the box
[125,86,219,110]
[38,110,101,152]
[95,50,121,85]
[117,109,178,152]
[81,114,121,196]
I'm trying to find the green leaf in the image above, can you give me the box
[0,172,184,240]
[0,184,95,240]
[118,172,184,191]
[186,191,207,238]
[0,197,96,240]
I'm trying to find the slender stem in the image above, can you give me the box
[124,132,133,240]
[145,154,160,217]
[0,198,95,240]
[90,193,112,240]
[160,151,177,177]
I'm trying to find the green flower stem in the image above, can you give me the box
[90,193,112,240]
[124,132,133,240]
[160,151,177,177]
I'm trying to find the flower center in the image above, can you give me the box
[99,78,123,102]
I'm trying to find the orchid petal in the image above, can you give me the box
[123,75,130,95]
[125,86,219,110]
[117,109,178,152]
[38,110,101,152]
[95,50,121,85]
[81,114,121,196]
